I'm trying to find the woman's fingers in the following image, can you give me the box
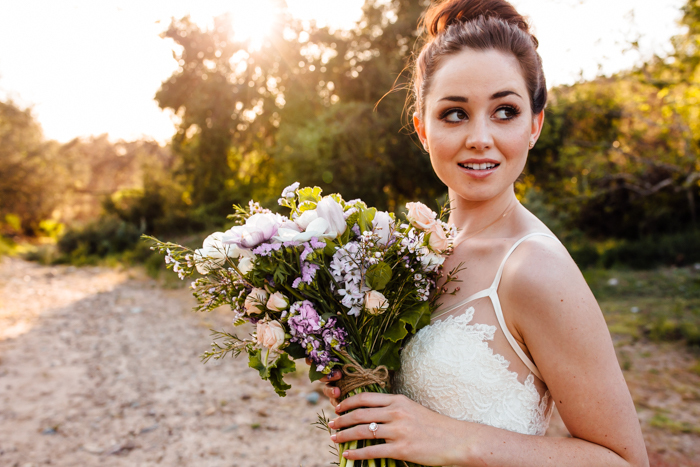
[322,385,341,400]
[342,443,395,462]
[335,392,396,413]
[319,368,342,383]
[331,422,392,444]
[331,407,391,430]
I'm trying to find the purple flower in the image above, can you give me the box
[288,301,322,336]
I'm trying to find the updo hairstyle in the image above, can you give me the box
[412,0,547,119]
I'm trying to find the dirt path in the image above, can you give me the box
[0,257,698,466]
[0,258,334,466]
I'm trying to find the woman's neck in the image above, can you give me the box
[447,187,519,239]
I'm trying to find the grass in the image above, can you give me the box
[584,266,700,349]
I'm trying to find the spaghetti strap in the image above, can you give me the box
[431,287,492,321]
[491,232,558,381]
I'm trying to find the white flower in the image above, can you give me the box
[244,288,269,315]
[223,213,281,249]
[364,290,389,315]
[237,256,255,275]
[281,182,300,199]
[273,217,337,243]
[294,210,319,230]
[420,252,445,272]
[372,211,394,246]
[266,292,289,311]
[193,232,252,274]
[315,197,347,236]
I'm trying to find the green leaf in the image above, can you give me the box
[324,239,338,257]
[248,349,269,378]
[248,350,296,396]
[297,186,323,204]
[308,363,326,382]
[382,302,431,343]
[365,262,392,290]
[383,320,409,342]
[370,340,402,371]
[358,207,377,233]
[284,342,307,360]
[268,353,296,397]
[401,301,431,334]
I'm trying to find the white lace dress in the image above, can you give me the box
[394,233,555,436]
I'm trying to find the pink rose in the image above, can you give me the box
[257,320,286,351]
[428,223,449,252]
[266,292,289,311]
[244,288,269,315]
[364,290,389,315]
[406,202,437,230]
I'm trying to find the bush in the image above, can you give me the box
[57,217,143,263]
[601,231,700,269]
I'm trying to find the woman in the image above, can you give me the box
[318,0,649,465]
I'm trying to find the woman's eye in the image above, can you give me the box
[443,109,468,122]
[494,106,520,120]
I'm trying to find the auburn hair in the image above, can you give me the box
[411,0,546,119]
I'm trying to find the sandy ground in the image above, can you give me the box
[0,257,698,466]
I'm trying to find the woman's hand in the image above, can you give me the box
[308,358,342,406]
[328,392,465,465]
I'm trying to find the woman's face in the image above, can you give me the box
[414,48,544,204]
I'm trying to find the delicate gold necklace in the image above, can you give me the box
[451,199,520,249]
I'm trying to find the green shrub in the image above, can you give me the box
[601,231,700,269]
[57,217,143,261]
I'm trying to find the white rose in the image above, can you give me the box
[315,197,347,236]
[372,211,394,246]
[244,288,269,315]
[364,290,389,315]
[406,202,437,230]
[193,232,250,274]
[272,217,337,243]
[257,320,286,351]
[266,292,289,311]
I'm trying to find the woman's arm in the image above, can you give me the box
[329,236,648,466]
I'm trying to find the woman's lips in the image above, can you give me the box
[456,162,500,179]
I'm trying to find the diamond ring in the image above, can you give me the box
[368,422,379,439]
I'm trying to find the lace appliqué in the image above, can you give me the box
[394,308,552,436]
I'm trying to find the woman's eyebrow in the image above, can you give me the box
[438,95,468,103]
[491,90,521,99]
[437,90,522,103]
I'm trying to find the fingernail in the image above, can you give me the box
[328,420,335,428]
[334,388,340,396]
[330,434,337,442]
[343,451,349,458]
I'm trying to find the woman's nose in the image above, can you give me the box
[465,116,493,151]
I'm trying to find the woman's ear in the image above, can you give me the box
[413,111,429,152]
[530,110,545,146]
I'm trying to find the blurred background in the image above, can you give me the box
[0,0,699,465]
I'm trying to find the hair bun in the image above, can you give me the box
[423,0,531,41]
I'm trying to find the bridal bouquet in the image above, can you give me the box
[147,183,459,466]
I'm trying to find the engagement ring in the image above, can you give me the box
[368,422,379,439]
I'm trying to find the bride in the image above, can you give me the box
[318,0,649,465]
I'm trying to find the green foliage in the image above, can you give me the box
[365,261,392,290]
[56,217,144,264]
[248,350,296,396]
[586,266,700,350]
[371,302,430,370]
